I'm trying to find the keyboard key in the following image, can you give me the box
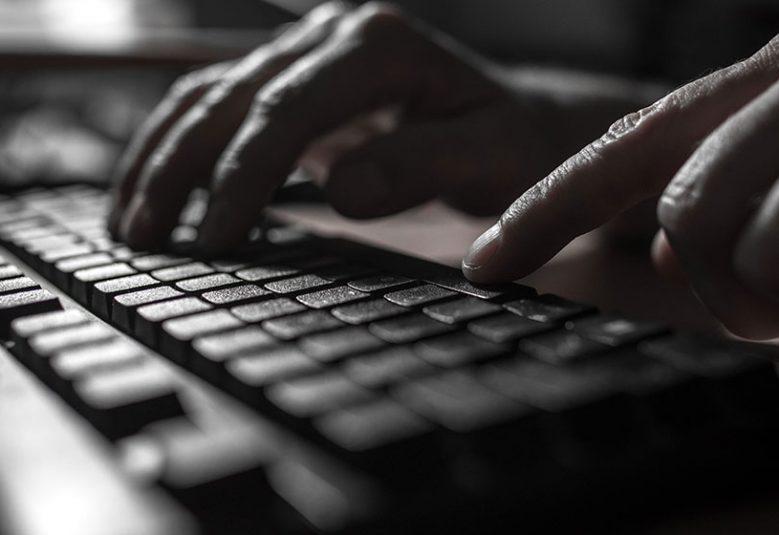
[344,347,434,388]
[176,273,240,293]
[313,263,375,282]
[266,372,374,418]
[0,288,62,337]
[262,311,343,340]
[331,299,407,325]
[11,309,88,338]
[29,322,116,359]
[314,400,433,453]
[370,313,455,344]
[161,310,244,362]
[395,371,531,433]
[423,297,502,324]
[639,335,766,379]
[503,294,594,323]
[72,263,137,303]
[0,264,22,279]
[131,421,271,509]
[414,332,509,368]
[422,272,532,300]
[468,313,552,343]
[384,284,456,307]
[226,347,322,394]
[152,262,214,282]
[0,276,40,294]
[231,298,305,323]
[296,286,369,309]
[348,274,413,293]
[481,358,616,413]
[518,330,609,365]
[298,327,384,362]
[192,326,276,376]
[112,286,184,331]
[130,254,189,271]
[568,314,668,346]
[73,361,183,438]
[135,297,212,346]
[39,243,95,263]
[235,265,300,283]
[91,274,159,318]
[54,252,114,285]
[201,284,270,305]
[50,339,146,386]
[264,274,332,295]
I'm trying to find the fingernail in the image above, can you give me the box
[332,162,390,210]
[462,223,502,273]
[119,195,154,246]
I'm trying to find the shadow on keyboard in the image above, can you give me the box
[1,184,779,534]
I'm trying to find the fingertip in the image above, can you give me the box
[118,195,163,249]
[651,229,688,285]
[461,223,503,282]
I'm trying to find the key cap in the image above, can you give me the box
[423,297,502,324]
[423,272,533,300]
[91,274,159,318]
[0,276,39,294]
[384,284,456,307]
[51,339,146,387]
[298,327,385,362]
[0,288,62,338]
[314,399,433,454]
[130,254,189,271]
[235,265,300,282]
[331,299,407,325]
[72,263,137,303]
[0,264,22,280]
[414,332,509,368]
[313,263,375,282]
[347,274,413,293]
[262,311,343,340]
[264,274,332,295]
[231,298,305,322]
[55,253,115,288]
[11,309,89,338]
[266,372,375,419]
[503,294,594,323]
[135,297,212,346]
[29,322,116,360]
[130,421,272,510]
[369,313,455,344]
[226,347,323,398]
[468,313,552,343]
[152,262,214,282]
[296,286,369,309]
[161,310,244,362]
[343,347,434,388]
[201,284,270,305]
[640,335,767,379]
[395,371,531,433]
[568,314,668,346]
[176,273,240,293]
[192,326,276,377]
[518,330,610,365]
[73,361,183,438]
[112,286,184,331]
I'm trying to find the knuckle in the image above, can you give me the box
[308,0,352,22]
[348,2,410,40]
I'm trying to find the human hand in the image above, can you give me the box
[463,36,779,340]
[110,1,574,252]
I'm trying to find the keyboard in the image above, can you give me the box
[2,184,779,534]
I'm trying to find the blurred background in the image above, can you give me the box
[0,0,777,189]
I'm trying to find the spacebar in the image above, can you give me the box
[0,345,195,535]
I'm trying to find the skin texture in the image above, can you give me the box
[464,35,779,340]
[111,1,647,251]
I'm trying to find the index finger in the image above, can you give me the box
[463,39,779,283]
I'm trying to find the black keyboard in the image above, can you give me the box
[2,184,779,534]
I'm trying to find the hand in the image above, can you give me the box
[463,36,779,340]
[110,1,579,252]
